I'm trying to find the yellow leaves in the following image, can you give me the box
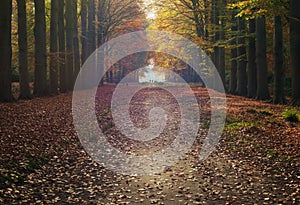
[228,1,250,10]
[229,0,289,19]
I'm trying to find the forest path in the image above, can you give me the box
[0,85,299,204]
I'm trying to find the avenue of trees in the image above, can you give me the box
[150,0,300,105]
[0,0,300,105]
[0,0,145,101]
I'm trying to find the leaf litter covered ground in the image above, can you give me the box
[0,84,299,204]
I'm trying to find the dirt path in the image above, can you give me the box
[0,85,299,204]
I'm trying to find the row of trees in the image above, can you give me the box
[0,0,299,105]
[0,0,145,102]
[150,0,300,105]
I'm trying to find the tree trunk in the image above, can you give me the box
[218,0,226,88]
[290,0,300,106]
[73,38,80,85]
[219,46,225,89]
[273,16,285,104]
[204,0,209,40]
[65,0,74,91]
[210,0,216,65]
[50,0,59,95]
[58,0,67,93]
[212,0,220,71]
[97,0,105,47]
[256,16,270,100]
[191,0,204,38]
[237,17,247,96]
[230,11,237,94]
[81,0,88,64]
[97,0,106,87]
[247,18,257,98]
[88,0,96,55]
[33,0,48,97]
[113,69,117,83]
[17,0,32,99]
[72,0,80,85]
[0,0,13,102]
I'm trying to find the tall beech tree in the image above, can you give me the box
[218,0,226,86]
[72,0,80,85]
[211,0,220,71]
[273,16,284,104]
[65,0,73,91]
[81,0,88,64]
[65,0,80,90]
[237,17,247,96]
[33,0,48,97]
[0,0,13,102]
[247,19,257,99]
[50,0,59,95]
[230,9,238,94]
[87,0,96,56]
[97,0,106,47]
[17,0,32,99]
[290,0,300,105]
[58,0,67,93]
[256,16,270,100]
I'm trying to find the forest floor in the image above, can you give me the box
[0,84,299,205]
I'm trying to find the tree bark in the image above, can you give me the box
[33,0,48,97]
[256,16,270,100]
[247,19,257,98]
[191,0,204,38]
[237,17,247,96]
[230,10,237,94]
[290,0,300,105]
[65,0,74,91]
[212,0,220,71]
[0,0,13,102]
[50,0,59,95]
[204,0,209,40]
[81,0,88,64]
[97,0,105,47]
[72,0,80,86]
[17,0,32,99]
[88,0,96,55]
[210,0,216,65]
[58,0,67,93]
[218,0,226,88]
[273,16,285,104]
